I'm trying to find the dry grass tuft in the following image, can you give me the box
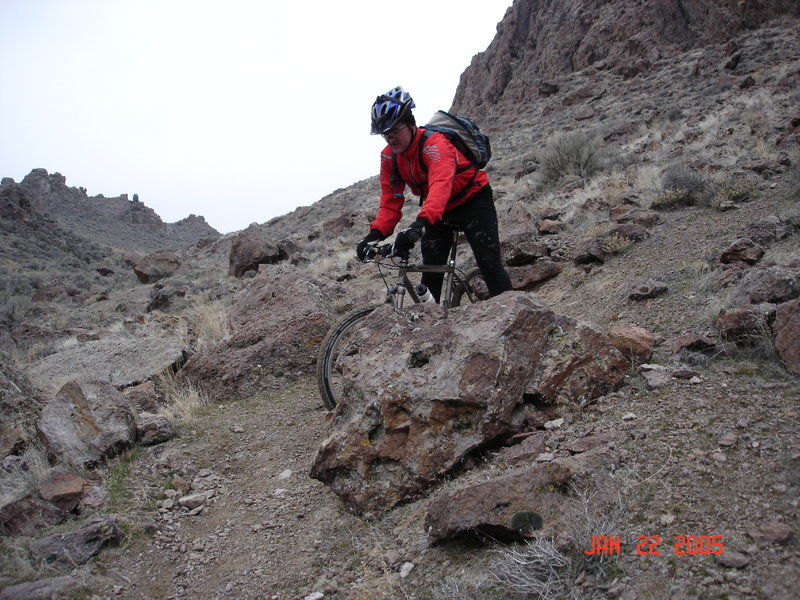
[156,370,209,425]
[184,298,230,347]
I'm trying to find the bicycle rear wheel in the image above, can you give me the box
[451,268,490,307]
[316,304,380,410]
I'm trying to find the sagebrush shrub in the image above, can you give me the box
[661,164,709,203]
[538,130,603,189]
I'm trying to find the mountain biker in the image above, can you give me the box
[356,86,512,302]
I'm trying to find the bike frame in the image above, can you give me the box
[385,230,461,309]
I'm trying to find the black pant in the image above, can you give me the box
[420,185,512,302]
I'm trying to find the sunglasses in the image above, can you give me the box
[382,123,407,140]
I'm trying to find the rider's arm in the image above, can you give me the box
[370,149,407,237]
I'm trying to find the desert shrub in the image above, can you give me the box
[602,232,634,255]
[710,176,757,209]
[538,130,603,189]
[651,187,693,210]
[659,164,710,206]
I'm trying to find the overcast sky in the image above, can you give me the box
[0,0,512,234]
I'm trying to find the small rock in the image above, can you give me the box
[717,550,750,569]
[748,520,794,545]
[399,562,415,578]
[719,432,737,447]
[536,452,555,462]
[543,418,564,430]
[304,593,324,600]
[622,413,637,421]
[277,469,293,480]
[177,493,207,510]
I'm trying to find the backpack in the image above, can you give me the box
[391,110,491,188]
[422,110,492,170]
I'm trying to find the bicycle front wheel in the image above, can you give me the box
[451,268,490,307]
[316,304,380,410]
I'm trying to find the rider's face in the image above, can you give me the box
[383,123,414,153]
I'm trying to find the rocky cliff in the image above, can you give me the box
[452,0,800,116]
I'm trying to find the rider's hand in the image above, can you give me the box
[356,229,384,261]
[393,218,427,255]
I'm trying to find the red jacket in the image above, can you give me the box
[370,127,489,237]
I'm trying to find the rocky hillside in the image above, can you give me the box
[1,1,798,599]
[4,169,219,254]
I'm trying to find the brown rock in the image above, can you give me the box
[720,238,764,265]
[132,251,181,284]
[0,494,67,535]
[773,299,800,374]
[424,450,619,544]
[38,473,86,512]
[228,223,287,277]
[310,293,627,513]
[508,260,562,290]
[717,303,777,342]
[608,323,656,362]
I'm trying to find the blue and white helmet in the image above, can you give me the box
[370,86,415,135]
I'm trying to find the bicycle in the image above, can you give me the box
[316,226,489,410]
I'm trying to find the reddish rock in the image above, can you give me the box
[228,223,287,277]
[508,260,562,290]
[717,303,777,342]
[773,300,800,374]
[424,450,619,544]
[608,323,656,362]
[38,473,87,512]
[495,432,550,466]
[732,265,800,306]
[720,238,764,265]
[132,251,181,284]
[0,494,67,535]
[310,292,627,513]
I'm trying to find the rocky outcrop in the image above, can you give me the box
[452,0,800,116]
[25,335,185,393]
[310,292,628,513]
[228,223,289,277]
[12,168,220,254]
[181,269,332,401]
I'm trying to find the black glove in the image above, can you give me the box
[393,217,427,255]
[356,229,384,261]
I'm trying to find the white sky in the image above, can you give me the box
[0,0,512,234]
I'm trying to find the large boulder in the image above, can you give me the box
[228,223,288,277]
[37,381,136,468]
[25,336,185,394]
[132,251,181,284]
[181,269,331,401]
[310,292,628,513]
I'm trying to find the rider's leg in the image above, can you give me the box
[420,220,453,302]
[446,185,512,297]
